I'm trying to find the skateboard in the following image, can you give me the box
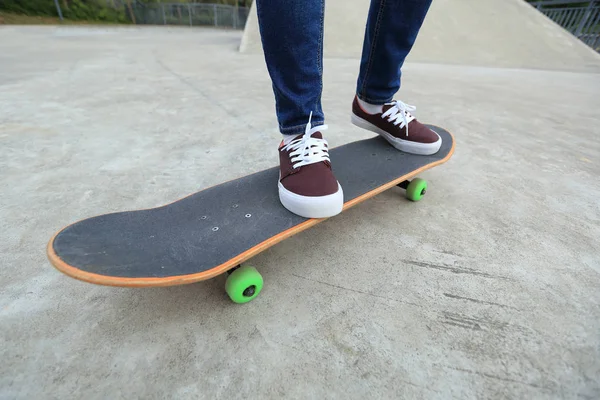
[47,126,454,303]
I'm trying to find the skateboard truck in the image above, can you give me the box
[397,180,410,189]
[227,265,241,275]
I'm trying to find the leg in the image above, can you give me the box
[351,0,441,156]
[255,0,343,218]
[356,0,433,104]
[255,0,325,134]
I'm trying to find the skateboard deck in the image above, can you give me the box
[47,125,454,298]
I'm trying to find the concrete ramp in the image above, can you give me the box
[240,0,600,72]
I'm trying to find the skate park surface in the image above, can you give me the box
[1,0,600,398]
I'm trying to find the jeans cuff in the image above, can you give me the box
[280,120,325,135]
[356,93,393,105]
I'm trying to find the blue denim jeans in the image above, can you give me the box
[255,0,433,134]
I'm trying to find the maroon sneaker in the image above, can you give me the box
[278,119,343,218]
[351,96,441,155]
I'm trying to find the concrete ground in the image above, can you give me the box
[1,25,600,399]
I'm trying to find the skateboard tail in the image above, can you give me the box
[46,216,325,287]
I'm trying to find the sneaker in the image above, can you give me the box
[351,96,441,155]
[278,115,343,218]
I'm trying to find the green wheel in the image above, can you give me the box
[406,178,428,201]
[225,265,263,304]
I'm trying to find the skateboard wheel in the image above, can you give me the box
[406,178,427,201]
[225,265,263,304]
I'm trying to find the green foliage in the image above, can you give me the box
[0,0,252,23]
[62,0,127,22]
[0,0,56,16]
[138,0,253,6]
[0,0,129,22]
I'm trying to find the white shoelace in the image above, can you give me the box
[381,100,416,136]
[282,112,330,169]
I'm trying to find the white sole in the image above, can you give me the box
[278,181,343,218]
[351,113,442,155]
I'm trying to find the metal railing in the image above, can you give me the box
[127,3,249,30]
[530,0,600,52]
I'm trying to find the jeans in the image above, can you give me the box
[255,0,433,134]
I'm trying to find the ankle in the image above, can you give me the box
[281,134,297,146]
[357,97,383,115]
